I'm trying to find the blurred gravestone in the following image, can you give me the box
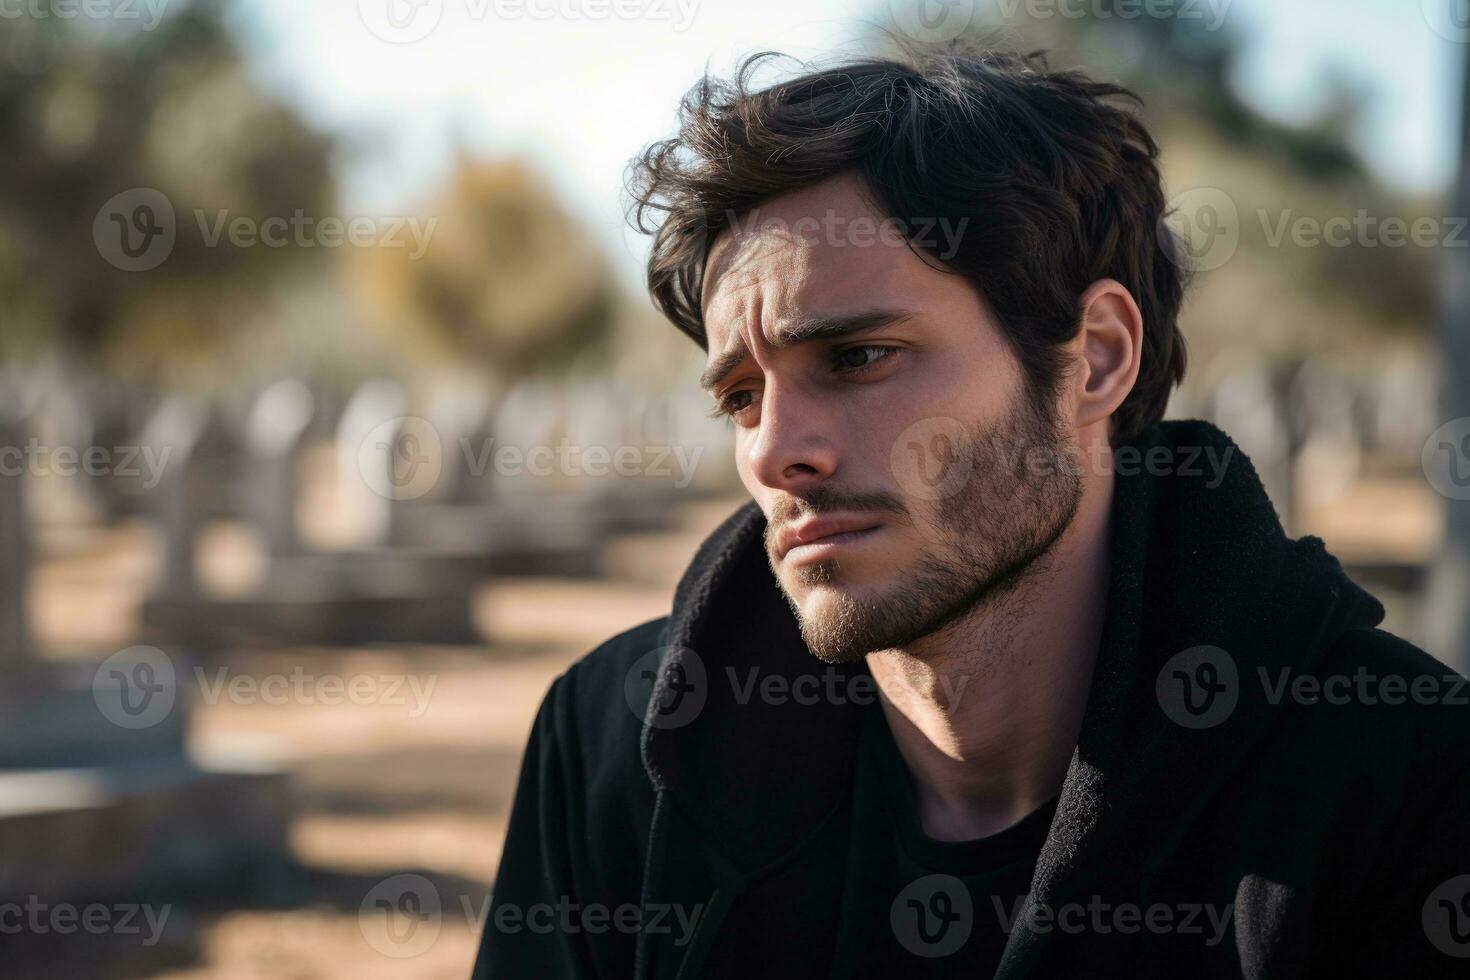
[383,378,612,576]
[27,372,96,526]
[492,379,564,499]
[140,396,213,598]
[0,411,31,665]
[246,379,315,558]
[422,377,496,505]
[336,378,410,546]
[1367,354,1437,461]
[1286,361,1361,525]
[142,379,480,648]
[84,383,161,521]
[1210,364,1292,526]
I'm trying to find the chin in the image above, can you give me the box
[784,578,890,664]
[792,580,846,617]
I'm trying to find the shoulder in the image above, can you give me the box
[1300,629,1470,925]
[1275,626,1470,800]
[554,615,671,716]
[1321,626,1470,740]
[495,619,671,917]
[536,615,671,782]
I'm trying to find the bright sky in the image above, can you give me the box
[236,0,1463,285]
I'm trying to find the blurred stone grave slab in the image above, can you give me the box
[0,659,186,769]
[357,387,613,579]
[141,587,481,649]
[0,647,293,912]
[140,383,482,649]
[385,490,613,579]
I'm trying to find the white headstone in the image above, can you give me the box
[246,379,315,557]
[336,379,410,545]
[140,396,210,597]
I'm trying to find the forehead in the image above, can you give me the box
[700,174,938,344]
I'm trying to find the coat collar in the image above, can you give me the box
[640,419,1386,894]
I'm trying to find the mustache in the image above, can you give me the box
[765,486,910,547]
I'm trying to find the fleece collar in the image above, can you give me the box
[639,419,1386,891]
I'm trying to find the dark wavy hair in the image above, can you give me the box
[626,46,1189,444]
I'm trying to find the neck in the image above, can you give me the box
[865,445,1114,842]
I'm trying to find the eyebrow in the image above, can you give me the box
[698,309,915,392]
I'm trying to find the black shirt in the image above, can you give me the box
[832,703,1060,978]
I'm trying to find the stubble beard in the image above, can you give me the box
[776,385,1085,665]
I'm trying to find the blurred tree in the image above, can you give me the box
[0,0,334,389]
[1080,3,1436,334]
[1077,0,1366,179]
[352,155,617,393]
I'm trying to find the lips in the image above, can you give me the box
[774,514,884,561]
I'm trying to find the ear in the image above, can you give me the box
[1071,279,1143,435]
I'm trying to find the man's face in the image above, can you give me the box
[700,173,1084,663]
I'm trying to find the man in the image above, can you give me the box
[472,48,1470,978]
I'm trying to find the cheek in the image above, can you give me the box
[849,371,972,481]
[733,438,768,508]
[846,408,909,488]
[735,452,756,495]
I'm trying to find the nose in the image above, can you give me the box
[743,383,840,494]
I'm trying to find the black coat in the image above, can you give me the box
[471,420,1470,979]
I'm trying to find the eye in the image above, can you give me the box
[833,344,900,373]
[706,345,903,422]
[707,389,755,421]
